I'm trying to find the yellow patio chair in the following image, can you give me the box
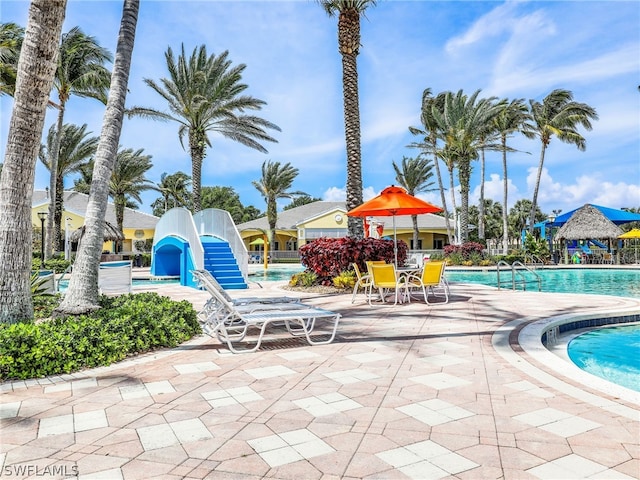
[405,261,449,304]
[351,263,374,304]
[369,263,406,306]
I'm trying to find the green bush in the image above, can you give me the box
[289,271,318,287]
[0,292,200,381]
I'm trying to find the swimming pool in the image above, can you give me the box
[446,267,640,298]
[567,323,640,392]
[248,266,305,282]
[57,278,179,292]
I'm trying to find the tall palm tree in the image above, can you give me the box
[431,90,504,243]
[57,0,139,316]
[0,0,67,324]
[0,22,24,97]
[128,44,280,213]
[39,123,99,250]
[151,171,191,216]
[252,160,306,255]
[45,26,112,259]
[109,147,154,237]
[409,88,454,244]
[493,98,531,252]
[392,155,435,249]
[318,0,377,239]
[526,89,598,233]
[476,108,501,242]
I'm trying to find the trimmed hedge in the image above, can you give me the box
[0,292,200,381]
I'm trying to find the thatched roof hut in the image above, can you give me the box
[555,204,623,240]
[69,221,125,243]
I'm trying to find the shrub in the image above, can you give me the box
[299,237,406,285]
[332,270,355,289]
[0,293,199,381]
[289,271,318,287]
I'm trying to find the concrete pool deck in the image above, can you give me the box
[1,280,639,479]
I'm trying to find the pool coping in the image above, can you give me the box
[501,306,640,411]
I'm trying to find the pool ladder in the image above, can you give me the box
[496,261,542,291]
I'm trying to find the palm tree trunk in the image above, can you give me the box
[54,174,64,250]
[45,104,65,259]
[56,0,139,315]
[0,0,67,324]
[189,130,205,213]
[501,137,509,253]
[478,148,486,240]
[447,164,458,242]
[529,145,547,233]
[411,214,419,249]
[339,9,364,239]
[459,163,471,243]
[432,149,453,244]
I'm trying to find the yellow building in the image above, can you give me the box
[32,190,158,256]
[237,201,449,258]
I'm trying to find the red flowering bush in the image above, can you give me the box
[443,241,485,259]
[299,237,407,285]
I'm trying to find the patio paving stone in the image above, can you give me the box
[1,280,638,479]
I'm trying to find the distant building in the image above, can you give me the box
[32,190,159,255]
[237,201,449,255]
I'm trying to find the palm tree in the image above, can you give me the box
[0,22,24,97]
[201,186,246,223]
[409,89,454,244]
[128,44,280,213]
[526,89,598,233]
[0,0,66,324]
[318,0,377,239]
[39,123,99,250]
[431,89,504,243]
[477,105,501,242]
[57,0,140,316]
[252,160,306,255]
[44,26,112,259]
[392,155,435,249]
[109,147,154,238]
[151,171,192,216]
[493,98,531,252]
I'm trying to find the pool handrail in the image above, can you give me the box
[497,260,542,291]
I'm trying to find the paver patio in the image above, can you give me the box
[1,279,638,479]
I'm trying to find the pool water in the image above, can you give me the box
[567,324,640,392]
[446,268,640,298]
[57,278,179,292]
[248,266,305,282]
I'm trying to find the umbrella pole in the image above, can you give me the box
[393,215,398,267]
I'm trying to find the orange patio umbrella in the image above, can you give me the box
[347,185,442,265]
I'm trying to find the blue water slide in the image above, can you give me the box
[588,238,607,249]
[151,207,248,289]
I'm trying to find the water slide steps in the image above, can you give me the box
[201,237,247,290]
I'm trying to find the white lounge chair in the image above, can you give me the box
[194,273,341,353]
[98,260,132,295]
[191,269,301,324]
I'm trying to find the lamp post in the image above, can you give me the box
[37,211,47,264]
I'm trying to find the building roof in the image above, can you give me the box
[237,201,449,232]
[32,190,159,230]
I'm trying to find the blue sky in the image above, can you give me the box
[2,0,639,218]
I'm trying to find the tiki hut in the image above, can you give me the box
[555,204,623,263]
[69,221,125,243]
